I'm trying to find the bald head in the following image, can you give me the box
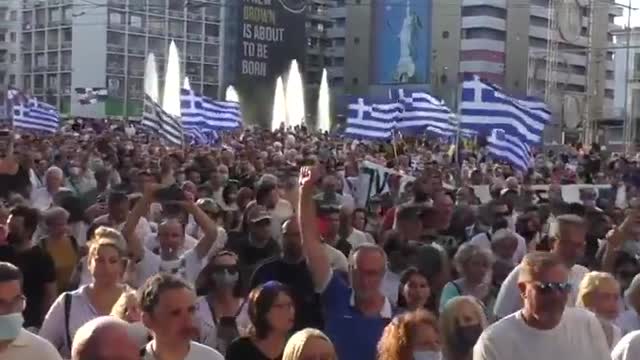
[72,316,139,360]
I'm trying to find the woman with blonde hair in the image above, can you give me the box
[440,296,487,360]
[40,226,130,358]
[377,309,441,360]
[576,271,623,348]
[283,328,336,360]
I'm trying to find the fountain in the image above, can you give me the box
[225,85,240,102]
[162,40,182,117]
[317,68,331,133]
[272,76,287,130]
[285,60,305,128]
[183,76,191,90]
[144,53,159,102]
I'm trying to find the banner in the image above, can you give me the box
[234,0,307,126]
[354,161,612,207]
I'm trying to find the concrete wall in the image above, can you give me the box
[431,0,462,107]
[70,0,108,117]
[504,0,529,96]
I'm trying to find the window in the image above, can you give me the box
[9,75,15,85]
[10,32,16,42]
[109,11,124,25]
[129,14,143,28]
[10,54,16,64]
[10,11,17,21]
[634,53,640,74]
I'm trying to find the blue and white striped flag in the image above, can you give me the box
[487,129,532,172]
[185,127,218,146]
[392,89,457,135]
[460,75,551,144]
[180,89,242,131]
[344,97,403,140]
[142,94,183,146]
[12,97,60,134]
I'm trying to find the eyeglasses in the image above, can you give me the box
[532,281,572,295]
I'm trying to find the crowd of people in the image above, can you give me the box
[1,123,640,360]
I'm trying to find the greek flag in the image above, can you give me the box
[180,89,242,131]
[142,94,183,146]
[12,97,60,134]
[487,129,532,172]
[424,126,477,139]
[392,89,457,135]
[185,127,218,146]
[460,75,551,144]
[344,97,403,140]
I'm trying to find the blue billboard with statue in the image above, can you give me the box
[371,0,433,85]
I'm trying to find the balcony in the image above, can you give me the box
[149,8,164,15]
[128,68,144,77]
[187,33,202,41]
[34,43,45,50]
[108,23,126,31]
[107,44,125,53]
[149,28,165,36]
[204,16,218,23]
[128,48,146,55]
[203,56,217,64]
[33,87,44,94]
[47,65,58,71]
[203,75,217,84]
[107,67,125,75]
[61,41,71,49]
[186,54,202,62]
[107,0,126,8]
[60,64,71,71]
[168,10,183,19]
[169,31,184,38]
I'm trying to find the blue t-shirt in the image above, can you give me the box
[322,272,394,360]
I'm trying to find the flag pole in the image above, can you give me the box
[392,129,398,159]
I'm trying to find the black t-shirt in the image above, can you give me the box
[0,245,56,327]
[226,336,282,360]
[0,165,30,199]
[225,231,280,290]
[250,258,323,331]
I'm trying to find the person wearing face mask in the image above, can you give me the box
[0,206,57,330]
[0,262,62,360]
[377,309,442,360]
[194,251,245,355]
[440,296,486,360]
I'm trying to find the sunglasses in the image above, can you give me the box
[532,281,572,294]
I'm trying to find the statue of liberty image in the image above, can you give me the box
[389,0,423,83]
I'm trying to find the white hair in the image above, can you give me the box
[45,166,64,180]
[71,316,130,360]
[491,229,518,247]
[43,206,70,225]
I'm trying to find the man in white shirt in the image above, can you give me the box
[31,166,66,211]
[71,316,139,360]
[474,252,610,360]
[140,274,223,360]
[613,330,640,360]
[0,262,62,360]
[493,214,589,319]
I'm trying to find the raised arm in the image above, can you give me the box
[122,184,160,261]
[298,166,332,291]
[183,199,219,260]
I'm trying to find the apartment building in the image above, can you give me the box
[0,0,22,120]
[20,0,223,118]
[614,27,640,147]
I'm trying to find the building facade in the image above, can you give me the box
[0,0,23,120]
[614,27,640,149]
[338,0,620,144]
[20,0,223,118]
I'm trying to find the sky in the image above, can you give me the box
[615,0,640,27]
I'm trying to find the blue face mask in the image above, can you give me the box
[413,351,442,360]
[0,312,24,340]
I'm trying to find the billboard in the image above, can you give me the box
[371,0,433,85]
[232,0,307,126]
